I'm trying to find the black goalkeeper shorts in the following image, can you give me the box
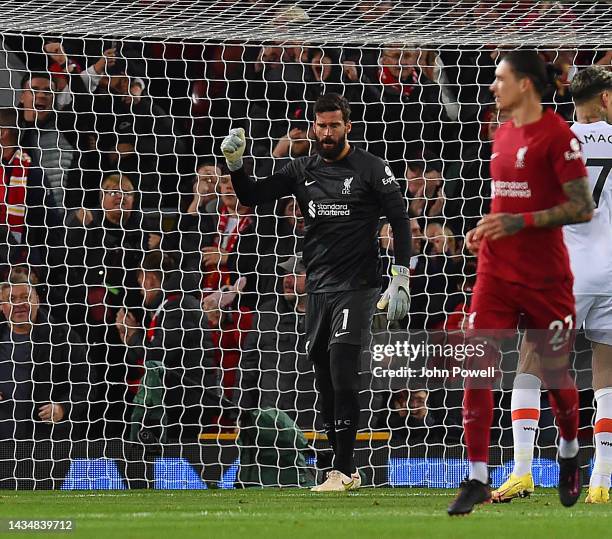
[305,288,379,357]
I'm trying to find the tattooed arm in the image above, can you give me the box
[532,177,594,227]
[474,177,594,242]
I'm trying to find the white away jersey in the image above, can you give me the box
[564,121,612,295]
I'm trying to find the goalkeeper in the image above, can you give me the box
[222,93,411,492]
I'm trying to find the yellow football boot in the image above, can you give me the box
[491,472,535,503]
[585,486,609,504]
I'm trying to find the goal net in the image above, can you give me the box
[0,0,610,489]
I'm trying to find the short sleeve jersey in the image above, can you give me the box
[563,121,612,295]
[478,109,588,288]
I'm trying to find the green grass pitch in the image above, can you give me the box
[0,489,611,539]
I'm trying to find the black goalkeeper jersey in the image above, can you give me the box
[230,146,411,293]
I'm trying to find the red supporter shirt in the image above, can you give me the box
[478,108,588,288]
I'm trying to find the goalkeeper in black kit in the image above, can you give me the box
[221,93,411,491]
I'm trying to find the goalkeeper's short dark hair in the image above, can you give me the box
[314,93,351,123]
[570,66,612,106]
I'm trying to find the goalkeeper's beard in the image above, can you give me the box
[315,135,347,160]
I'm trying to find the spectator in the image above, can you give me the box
[0,107,47,271]
[389,388,437,443]
[19,72,78,218]
[405,152,445,224]
[417,49,461,123]
[201,174,258,306]
[271,104,313,163]
[256,196,305,304]
[275,197,304,256]
[424,222,459,258]
[0,44,25,108]
[65,173,160,325]
[245,43,307,156]
[390,384,463,445]
[458,104,510,232]
[40,42,121,208]
[117,251,222,441]
[202,277,253,405]
[361,46,450,174]
[355,1,396,23]
[435,44,497,143]
[155,160,223,292]
[416,48,461,160]
[239,253,316,429]
[92,59,192,208]
[423,221,462,322]
[406,218,453,329]
[187,160,222,217]
[43,41,118,111]
[104,133,163,211]
[444,261,477,333]
[302,47,347,102]
[0,271,89,441]
[64,173,161,437]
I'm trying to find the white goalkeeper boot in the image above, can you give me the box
[311,470,361,492]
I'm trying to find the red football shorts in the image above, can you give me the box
[468,272,576,357]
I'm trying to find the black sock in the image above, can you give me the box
[313,354,336,452]
[330,343,361,477]
[334,396,359,476]
[323,422,337,453]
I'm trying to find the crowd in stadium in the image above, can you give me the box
[0,19,610,446]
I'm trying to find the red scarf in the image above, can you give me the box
[379,66,417,98]
[215,206,252,253]
[202,206,252,292]
[0,149,31,242]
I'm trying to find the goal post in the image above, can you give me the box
[0,0,610,489]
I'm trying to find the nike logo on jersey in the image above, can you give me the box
[491,152,499,160]
[305,179,316,186]
[334,330,350,337]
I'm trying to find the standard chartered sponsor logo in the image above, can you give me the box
[491,180,532,198]
[308,200,316,218]
[308,201,351,217]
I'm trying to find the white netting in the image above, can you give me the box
[0,1,611,45]
[0,1,608,489]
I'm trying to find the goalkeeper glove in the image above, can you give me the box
[221,127,246,171]
[377,265,410,321]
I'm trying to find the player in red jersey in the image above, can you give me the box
[447,50,594,516]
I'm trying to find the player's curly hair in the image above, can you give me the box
[570,65,612,106]
[314,93,351,123]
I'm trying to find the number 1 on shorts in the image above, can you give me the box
[341,308,349,330]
